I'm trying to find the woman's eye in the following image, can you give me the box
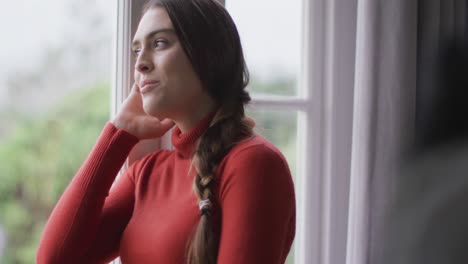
[132,49,141,57]
[153,40,168,49]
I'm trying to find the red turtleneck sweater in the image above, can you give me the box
[37,114,296,264]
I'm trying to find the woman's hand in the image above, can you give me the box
[111,83,175,140]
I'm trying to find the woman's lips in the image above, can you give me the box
[140,80,160,94]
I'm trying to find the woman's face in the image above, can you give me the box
[132,7,212,120]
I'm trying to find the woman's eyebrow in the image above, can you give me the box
[132,28,175,47]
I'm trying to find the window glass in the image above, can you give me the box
[247,109,297,176]
[0,1,115,262]
[228,0,303,261]
[226,0,302,96]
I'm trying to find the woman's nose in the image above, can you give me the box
[135,52,154,73]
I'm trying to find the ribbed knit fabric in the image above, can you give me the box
[171,111,215,157]
[37,114,296,264]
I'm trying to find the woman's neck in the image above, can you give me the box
[173,104,217,134]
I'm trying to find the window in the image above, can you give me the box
[0,0,362,263]
[113,0,360,264]
[112,1,305,263]
[0,0,116,263]
[224,1,359,264]
[0,0,358,263]
[225,0,302,263]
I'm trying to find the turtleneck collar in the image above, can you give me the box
[171,111,216,158]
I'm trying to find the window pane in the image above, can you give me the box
[247,110,297,175]
[0,1,115,262]
[226,0,302,96]
[246,109,297,263]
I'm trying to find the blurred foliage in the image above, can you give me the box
[247,110,297,176]
[247,77,298,176]
[0,83,110,264]
[249,75,297,96]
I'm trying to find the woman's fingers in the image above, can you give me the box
[159,118,176,130]
[144,118,175,138]
[131,116,174,139]
[113,82,176,139]
[128,83,142,104]
[130,82,140,94]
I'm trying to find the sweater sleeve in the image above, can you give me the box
[217,144,296,264]
[37,122,140,264]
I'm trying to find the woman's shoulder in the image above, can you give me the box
[217,134,294,197]
[225,134,288,166]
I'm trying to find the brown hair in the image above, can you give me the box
[142,1,253,263]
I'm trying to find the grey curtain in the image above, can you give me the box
[377,1,468,264]
[416,0,468,148]
[364,0,418,263]
[346,0,418,263]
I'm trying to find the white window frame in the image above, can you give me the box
[112,0,359,263]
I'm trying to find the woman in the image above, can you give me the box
[37,0,296,263]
